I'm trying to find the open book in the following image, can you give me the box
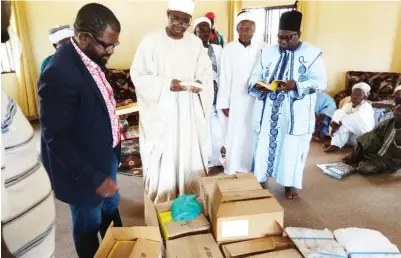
[180,81,203,92]
[256,80,280,92]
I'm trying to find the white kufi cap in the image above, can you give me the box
[352,82,371,96]
[193,17,211,29]
[168,0,195,16]
[235,12,255,27]
[49,25,74,44]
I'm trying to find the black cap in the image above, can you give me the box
[279,10,302,31]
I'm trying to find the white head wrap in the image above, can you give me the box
[235,12,256,28]
[193,17,211,29]
[49,25,74,44]
[352,82,371,96]
[168,0,195,16]
[394,85,401,94]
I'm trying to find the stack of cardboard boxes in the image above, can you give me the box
[144,191,224,258]
[200,173,303,257]
[96,173,304,257]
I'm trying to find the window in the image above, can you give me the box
[1,40,15,73]
[242,5,293,45]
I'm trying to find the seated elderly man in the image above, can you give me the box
[313,92,337,141]
[324,82,375,152]
[343,103,401,175]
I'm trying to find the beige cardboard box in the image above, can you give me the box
[144,193,211,241]
[167,233,224,258]
[210,178,284,242]
[199,173,259,218]
[221,235,302,258]
[94,226,162,258]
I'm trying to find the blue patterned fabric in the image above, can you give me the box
[249,42,327,187]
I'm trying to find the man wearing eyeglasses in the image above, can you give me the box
[38,3,122,257]
[131,0,213,203]
[249,10,327,199]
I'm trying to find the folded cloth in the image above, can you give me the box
[333,228,401,257]
[285,227,347,258]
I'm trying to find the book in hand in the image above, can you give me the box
[180,81,203,92]
[317,162,354,179]
[256,80,280,92]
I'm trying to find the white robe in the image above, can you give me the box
[130,30,213,203]
[216,40,266,174]
[203,44,225,167]
[249,42,327,188]
[330,101,375,148]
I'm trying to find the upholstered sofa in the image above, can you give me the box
[105,68,142,175]
[334,71,401,106]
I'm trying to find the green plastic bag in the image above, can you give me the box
[171,194,201,221]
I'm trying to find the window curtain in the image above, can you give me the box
[10,1,39,118]
[296,0,320,44]
[296,0,307,40]
[227,0,242,42]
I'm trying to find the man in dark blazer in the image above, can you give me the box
[38,3,122,257]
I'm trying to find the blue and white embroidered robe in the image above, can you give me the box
[249,42,327,188]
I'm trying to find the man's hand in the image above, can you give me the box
[275,80,296,92]
[255,83,269,94]
[191,80,202,94]
[96,177,119,198]
[222,109,229,117]
[343,148,362,165]
[330,121,341,136]
[170,79,185,92]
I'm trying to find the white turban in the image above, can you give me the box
[49,25,74,44]
[394,85,401,94]
[193,17,211,29]
[235,12,256,27]
[352,82,371,96]
[168,0,195,16]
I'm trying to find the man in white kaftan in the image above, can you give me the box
[216,12,266,175]
[249,10,327,198]
[324,83,375,152]
[193,17,224,167]
[130,0,213,203]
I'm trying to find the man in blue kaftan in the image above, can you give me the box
[248,10,327,199]
[314,92,337,140]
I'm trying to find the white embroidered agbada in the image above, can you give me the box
[216,40,266,174]
[130,29,213,203]
[249,42,327,187]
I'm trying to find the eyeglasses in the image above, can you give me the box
[277,33,297,41]
[83,32,119,52]
[169,13,191,28]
